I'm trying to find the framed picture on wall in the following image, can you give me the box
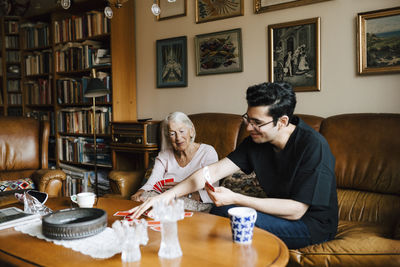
[254,0,331,14]
[195,28,243,75]
[196,0,244,23]
[157,0,187,21]
[156,36,187,88]
[357,7,400,75]
[268,17,320,92]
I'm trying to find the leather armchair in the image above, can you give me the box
[0,117,66,206]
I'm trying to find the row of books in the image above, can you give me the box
[26,110,56,136]
[7,80,20,92]
[57,72,111,104]
[8,93,22,104]
[58,137,111,166]
[54,41,111,72]
[5,36,19,49]
[6,51,20,62]
[25,78,53,105]
[24,50,52,75]
[20,22,50,49]
[4,20,19,34]
[57,106,112,134]
[53,10,111,44]
[60,163,110,196]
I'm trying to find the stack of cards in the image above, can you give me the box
[152,178,174,193]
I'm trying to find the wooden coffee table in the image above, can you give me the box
[0,197,289,266]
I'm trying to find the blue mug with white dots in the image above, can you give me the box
[228,207,257,244]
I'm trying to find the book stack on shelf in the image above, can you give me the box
[59,163,109,196]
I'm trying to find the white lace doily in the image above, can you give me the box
[15,221,121,259]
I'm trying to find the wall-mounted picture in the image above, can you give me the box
[357,7,400,75]
[254,0,331,14]
[157,0,187,21]
[156,36,187,88]
[268,17,320,92]
[195,28,243,75]
[196,0,244,23]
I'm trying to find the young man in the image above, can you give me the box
[130,82,338,249]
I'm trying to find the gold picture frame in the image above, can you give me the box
[254,0,330,14]
[157,0,187,21]
[196,0,244,24]
[357,6,400,75]
[268,17,321,92]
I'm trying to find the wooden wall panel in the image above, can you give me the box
[111,0,137,121]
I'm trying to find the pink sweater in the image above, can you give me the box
[140,144,218,203]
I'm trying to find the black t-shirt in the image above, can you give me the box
[227,116,338,243]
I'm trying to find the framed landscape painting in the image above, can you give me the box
[195,28,243,75]
[357,7,400,75]
[254,0,331,14]
[196,0,244,23]
[156,36,187,88]
[268,17,320,92]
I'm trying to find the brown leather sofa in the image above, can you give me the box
[109,112,400,266]
[0,117,66,207]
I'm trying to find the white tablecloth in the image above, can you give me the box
[15,221,121,259]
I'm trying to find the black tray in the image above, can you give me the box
[42,208,107,240]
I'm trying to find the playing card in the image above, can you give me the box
[150,226,162,232]
[152,183,162,193]
[203,166,215,191]
[114,211,132,216]
[184,212,194,217]
[206,181,215,192]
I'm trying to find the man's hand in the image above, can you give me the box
[205,186,237,206]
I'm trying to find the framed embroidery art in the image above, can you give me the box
[195,28,243,75]
[268,17,321,92]
[196,0,244,23]
[156,36,188,88]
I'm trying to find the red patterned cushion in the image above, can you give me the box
[0,178,36,195]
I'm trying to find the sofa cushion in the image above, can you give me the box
[221,171,267,198]
[0,178,35,195]
[289,220,400,267]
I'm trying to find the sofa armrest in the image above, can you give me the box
[108,170,145,199]
[31,169,66,197]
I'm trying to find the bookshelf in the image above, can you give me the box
[0,1,138,195]
[52,8,113,195]
[0,16,22,116]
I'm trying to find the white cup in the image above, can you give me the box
[70,192,96,208]
[228,207,257,244]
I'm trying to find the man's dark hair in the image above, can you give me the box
[246,82,297,124]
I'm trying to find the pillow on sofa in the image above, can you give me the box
[221,171,267,198]
[0,178,36,196]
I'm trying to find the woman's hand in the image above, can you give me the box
[128,190,176,219]
[205,186,237,206]
[130,189,145,202]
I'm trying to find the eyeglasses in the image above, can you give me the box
[242,113,274,131]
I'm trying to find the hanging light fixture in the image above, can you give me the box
[60,0,71,9]
[104,0,113,19]
[151,0,161,16]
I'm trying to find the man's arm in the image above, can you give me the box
[206,187,309,220]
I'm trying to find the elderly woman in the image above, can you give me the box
[131,111,218,211]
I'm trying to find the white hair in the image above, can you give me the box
[161,111,196,152]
